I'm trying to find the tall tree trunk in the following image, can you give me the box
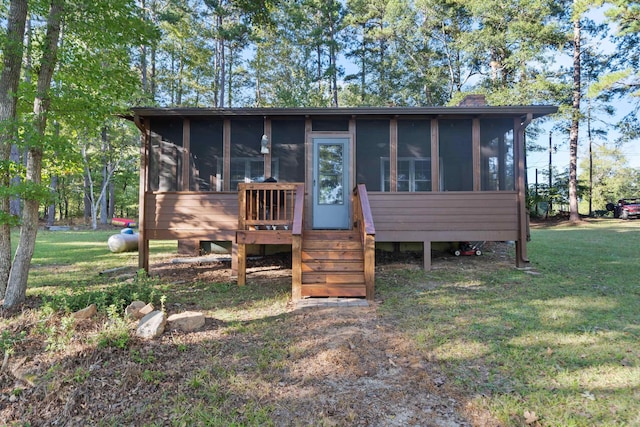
[47,175,57,227]
[108,181,115,219]
[100,127,108,225]
[4,0,63,309]
[0,0,28,299]
[84,173,91,222]
[569,16,581,222]
[9,145,22,217]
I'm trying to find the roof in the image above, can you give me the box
[130,106,558,120]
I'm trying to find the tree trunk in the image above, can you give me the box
[0,0,28,299]
[108,180,115,219]
[9,145,22,217]
[100,127,108,225]
[47,175,57,227]
[568,16,581,222]
[84,173,91,222]
[4,0,63,309]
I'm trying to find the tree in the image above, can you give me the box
[0,0,28,300]
[3,0,64,308]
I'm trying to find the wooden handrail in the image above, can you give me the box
[353,184,375,301]
[355,184,375,236]
[291,184,305,235]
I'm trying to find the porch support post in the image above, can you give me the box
[423,240,431,271]
[472,118,481,191]
[137,115,150,272]
[237,242,246,286]
[231,241,238,277]
[431,119,440,191]
[292,234,302,301]
[515,114,533,268]
[364,233,375,301]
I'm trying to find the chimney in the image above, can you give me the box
[458,94,487,107]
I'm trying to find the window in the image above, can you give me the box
[224,158,280,191]
[381,157,432,192]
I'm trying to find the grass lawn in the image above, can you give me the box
[1,219,639,426]
[378,218,640,426]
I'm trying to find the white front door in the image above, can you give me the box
[312,137,350,229]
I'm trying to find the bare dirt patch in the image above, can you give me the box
[1,245,512,426]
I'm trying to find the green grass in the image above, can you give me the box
[3,219,640,426]
[377,218,640,426]
[12,228,176,290]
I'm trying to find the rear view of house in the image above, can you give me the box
[131,101,556,301]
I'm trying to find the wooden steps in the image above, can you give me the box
[300,230,367,297]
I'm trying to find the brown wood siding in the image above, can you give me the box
[144,192,238,240]
[369,191,520,241]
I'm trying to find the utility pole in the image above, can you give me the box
[588,95,593,217]
[548,131,553,215]
[535,168,539,216]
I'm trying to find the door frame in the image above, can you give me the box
[305,130,355,230]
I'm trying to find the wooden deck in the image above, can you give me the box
[139,186,526,302]
[236,183,375,301]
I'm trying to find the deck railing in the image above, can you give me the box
[238,183,301,231]
[353,184,376,300]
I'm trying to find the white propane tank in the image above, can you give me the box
[107,232,139,253]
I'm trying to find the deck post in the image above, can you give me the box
[237,242,246,286]
[364,233,375,301]
[423,240,432,271]
[231,241,238,277]
[291,234,302,301]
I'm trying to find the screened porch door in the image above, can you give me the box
[312,137,350,229]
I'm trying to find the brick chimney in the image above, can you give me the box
[458,94,487,107]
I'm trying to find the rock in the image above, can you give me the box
[138,303,155,317]
[125,300,147,319]
[73,304,97,320]
[167,311,205,331]
[136,311,167,339]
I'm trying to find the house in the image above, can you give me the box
[130,101,557,301]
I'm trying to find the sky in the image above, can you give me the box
[524,6,639,192]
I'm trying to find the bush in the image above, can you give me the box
[42,271,161,314]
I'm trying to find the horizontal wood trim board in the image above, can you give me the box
[301,251,363,261]
[146,230,236,240]
[146,222,238,230]
[148,215,238,224]
[301,285,366,297]
[236,231,293,245]
[149,206,238,215]
[302,241,362,250]
[301,262,364,273]
[372,214,517,223]
[374,230,518,242]
[368,191,517,200]
[369,201,516,211]
[302,273,365,284]
[374,225,517,233]
[302,231,359,240]
[371,207,516,216]
[147,200,239,210]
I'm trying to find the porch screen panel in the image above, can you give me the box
[356,119,389,192]
[397,119,431,191]
[480,118,515,191]
[190,118,223,191]
[149,118,184,191]
[272,118,305,182]
[439,119,473,191]
[230,118,264,190]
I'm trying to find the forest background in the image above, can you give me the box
[0,0,639,307]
